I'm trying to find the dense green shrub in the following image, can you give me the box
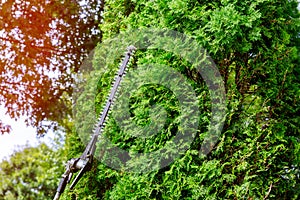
[64,0,299,199]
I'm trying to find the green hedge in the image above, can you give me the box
[64,0,300,199]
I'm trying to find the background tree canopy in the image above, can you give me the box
[0,143,65,200]
[0,0,103,134]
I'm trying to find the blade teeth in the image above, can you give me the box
[93,123,99,130]
[93,121,98,128]
[95,120,101,127]
[110,97,117,105]
[92,45,134,136]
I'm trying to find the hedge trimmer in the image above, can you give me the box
[53,45,136,200]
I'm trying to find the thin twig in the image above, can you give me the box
[263,182,273,200]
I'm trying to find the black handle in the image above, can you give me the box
[53,171,72,200]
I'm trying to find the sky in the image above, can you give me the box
[0,106,62,161]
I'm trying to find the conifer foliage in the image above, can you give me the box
[63,0,300,199]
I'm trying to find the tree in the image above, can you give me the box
[0,143,65,200]
[63,0,299,199]
[0,0,104,135]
